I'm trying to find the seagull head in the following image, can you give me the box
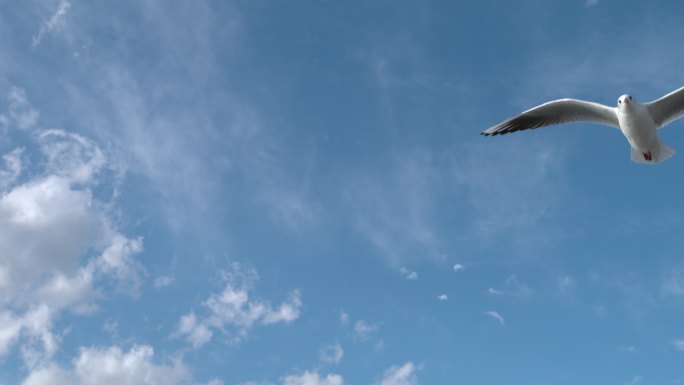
[618,94,634,108]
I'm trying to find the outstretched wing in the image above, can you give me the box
[647,86,684,129]
[482,99,619,136]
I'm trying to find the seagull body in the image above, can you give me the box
[482,86,684,164]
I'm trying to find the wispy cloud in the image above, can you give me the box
[452,264,464,272]
[437,294,448,301]
[400,268,418,280]
[484,311,505,325]
[32,0,71,47]
[585,0,599,7]
[487,288,504,295]
[353,320,379,342]
[375,362,419,385]
[153,275,175,289]
[319,342,344,365]
[345,150,443,265]
[673,340,684,352]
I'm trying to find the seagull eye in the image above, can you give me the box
[619,100,622,104]
[629,96,632,100]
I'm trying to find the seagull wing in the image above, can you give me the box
[647,86,684,129]
[481,99,619,136]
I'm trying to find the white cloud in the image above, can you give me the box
[21,345,192,385]
[437,294,448,301]
[375,362,419,385]
[452,264,464,272]
[585,0,598,7]
[319,342,344,365]
[173,264,302,347]
[353,320,378,341]
[8,87,39,130]
[484,311,505,326]
[32,0,71,47]
[282,371,343,385]
[400,268,418,280]
[0,88,144,366]
[487,288,504,295]
[0,148,23,190]
[154,275,175,288]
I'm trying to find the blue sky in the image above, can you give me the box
[2,1,684,384]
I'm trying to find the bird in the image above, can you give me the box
[481,86,684,164]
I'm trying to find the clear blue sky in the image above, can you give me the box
[2,1,684,384]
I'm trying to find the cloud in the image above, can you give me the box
[585,0,598,7]
[353,320,379,342]
[452,264,464,272]
[339,311,350,327]
[8,87,39,130]
[375,362,419,385]
[558,275,576,294]
[32,0,71,47]
[153,275,175,289]
[0,88,144,366]
[282,371,343,385]
[437,294,448,301]
[487,288,504,295]
[173,263,302,347]
[484,311,505,325]
[319,342,344,365]
[0,147,23,190]
[662,270,684,297]
[345,150,443,265]
[623,376,642,385]
[21,345,194,385]
[400,268,418,280]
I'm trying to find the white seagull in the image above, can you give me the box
[482,86,684,164]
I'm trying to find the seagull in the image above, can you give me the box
[481,86,684,164]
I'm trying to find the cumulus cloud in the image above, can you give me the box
[484,311,505,325]
[375,362,419,385]
[32,0,71,47]
[282,371,343,385]
[0,88,144,365]
[319,342,344,365]
[452,264,464,272]
[437,294,448,301]
[173,263,302,347]
[21,345,194,385]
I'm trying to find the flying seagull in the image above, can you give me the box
[481,86,684,164]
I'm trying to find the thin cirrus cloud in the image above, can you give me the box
[484,311,505,326]
[32,0,72,48]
